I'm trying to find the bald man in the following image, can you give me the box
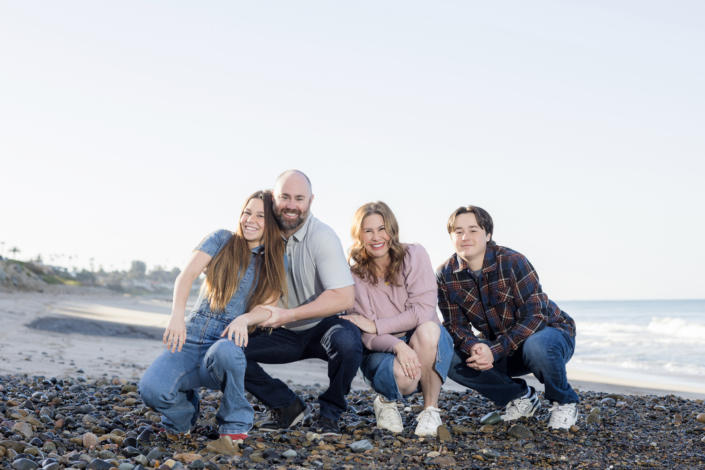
[244,170,361,436]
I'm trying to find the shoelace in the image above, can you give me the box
[380,407,402,427]
[416,409,437,427]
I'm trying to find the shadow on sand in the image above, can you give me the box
[26,316,163,340]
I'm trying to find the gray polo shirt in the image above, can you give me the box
[281,212,354,331]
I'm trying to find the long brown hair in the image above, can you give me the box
[348,201,407,286]
[204,190,287,312]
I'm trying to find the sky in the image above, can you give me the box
[1,1,704,301]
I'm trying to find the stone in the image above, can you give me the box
[205,436,236,455]
[12,422,33,439]
[282,449,297,458]
[173,454,202,464]
[479,411,502,425]
[604,394,624,400]
[480,448,501,460]
[600,398,615,406]
[1,441,27,453]
[451,425,473,435]
[134,455,148,466]
[696,413,705,423]
[43,463,60,470]
[86,459,114,470]
[570,425,580,433]
[589,407,601,415]
[508,424,533,439]
[349,439,373,453]
[82,432,98,448]
[586,414,601,424]
[122,447,143,458]
[11,459,39,470]
[437,425,452,442]
[119,465,135,470]
[145,448,163,461]
[479,424,495,433]
[429,456,456,465]
[654,405,667,412]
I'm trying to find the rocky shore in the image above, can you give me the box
[1,374,704,470]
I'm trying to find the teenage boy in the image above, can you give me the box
[243,170,362,436]
[437,205,579,429]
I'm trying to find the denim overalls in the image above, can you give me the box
[139,229,265,435]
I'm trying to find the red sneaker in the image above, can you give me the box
[220,433,247,441]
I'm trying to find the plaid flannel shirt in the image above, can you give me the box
[437,245,575,361]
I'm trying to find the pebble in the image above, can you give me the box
[86,459,114,470]
[282,449,297,458]
[205,436,236,455]
[508,424,533,439]
[436,425,452,442]
[349,439,373,453]
[479,424,495,433]
[82,432,98,448]
[600,398,616,406]
[119,465,135,470]
[11,459,38,470]
[479,411,502,425]
[586,414,601,424]
[696,413,705,423]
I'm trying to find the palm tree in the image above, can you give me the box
[9,247,20,259]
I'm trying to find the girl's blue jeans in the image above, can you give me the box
[139,312,252,434]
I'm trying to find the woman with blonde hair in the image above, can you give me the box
[139,190,287,441]
[342,201,453,436]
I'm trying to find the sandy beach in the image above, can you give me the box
[1,286,703,400]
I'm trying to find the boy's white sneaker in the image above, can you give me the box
[548,402,579,429]
[373,395,404,433]
[501,386,541,421]
[414,406,442,437]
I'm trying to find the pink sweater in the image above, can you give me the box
[349,243,440,353]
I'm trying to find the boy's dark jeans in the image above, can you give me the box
[447,327,579,407]
[243,315,362,421]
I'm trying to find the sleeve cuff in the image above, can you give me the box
[489,340,506,361]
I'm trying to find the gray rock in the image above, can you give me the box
[586,413,601,424]
[480,448,501,459]
[349,439,373,453]
[86,460,113,470]
[480,411,502,425]
[508,424,534,439]
[145,448,162,461]
[134,455,148,466]
[42,463,60,470]
[97,450,116,460]
[122,447,142,458]
[600,398,615,406]
[11,459,39,470]
[118,464,135,470]
[282,449,297,458]
[589,407,601,415]
[653,405,667,412]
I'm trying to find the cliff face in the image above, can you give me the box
[0,260,50,292]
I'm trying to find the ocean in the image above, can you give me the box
[561,299,705,389]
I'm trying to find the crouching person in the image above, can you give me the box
[437,205,579,429]
[139,190,287,440]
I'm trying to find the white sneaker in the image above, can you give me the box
[373,396,403,433]
[414,406,442,437]
[501,386,541,421]
[548,402,578,429]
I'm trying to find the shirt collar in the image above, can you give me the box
[251,244,265,254]
[451,246,498,274]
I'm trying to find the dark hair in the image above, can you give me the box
[446,205,496,246]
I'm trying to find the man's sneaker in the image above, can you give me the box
[316,417,341,437]
[501,386,541,422]
[414,406,442,437]
[259,395,311,431]
[373,396,403,433]
[548,402,578,430]
[220,433,247,442]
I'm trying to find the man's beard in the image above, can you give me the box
[273,204,309,231]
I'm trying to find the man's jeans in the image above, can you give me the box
[244,315,362,421]
[447,327,579,407]
[139,313,252,434]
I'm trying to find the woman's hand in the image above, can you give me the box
[164,315,187,353]
[393,342,421,379]
[340,314,377,334]
[222,315,250,347]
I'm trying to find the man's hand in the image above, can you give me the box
[340,314,377,334]
[164,315,187,353]
[221,315,250,347]
[394,342,421,379]
[466,343,494,371]
[259,305,295,328]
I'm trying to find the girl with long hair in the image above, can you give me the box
[341,201,453,437]
[139,190,287,441]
